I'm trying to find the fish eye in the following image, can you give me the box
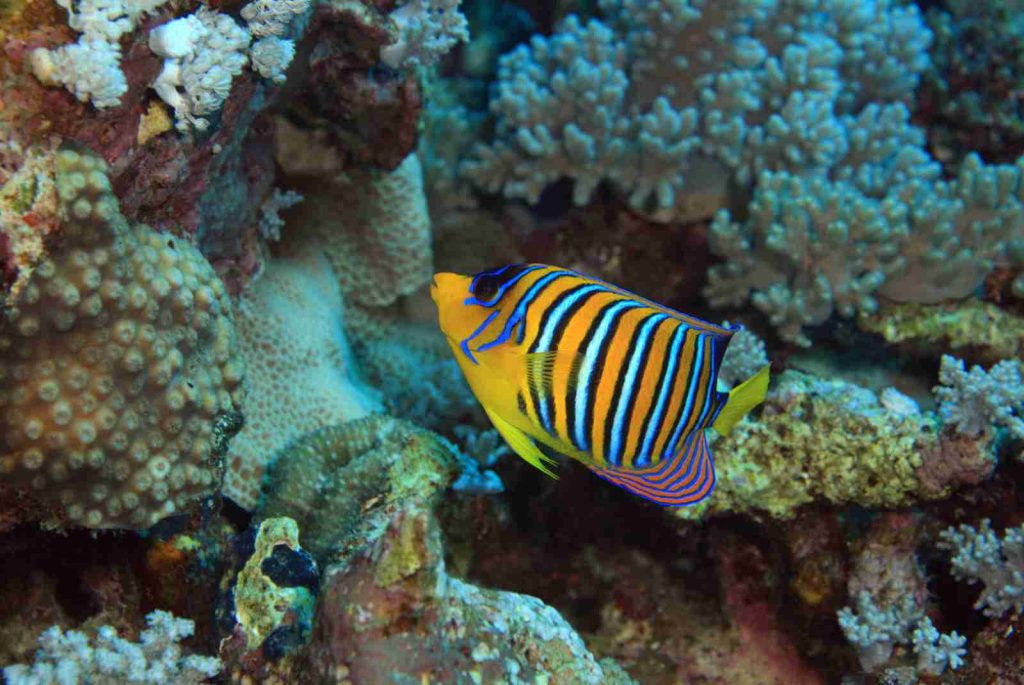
[473,276,500,301]
[469,264,532,305]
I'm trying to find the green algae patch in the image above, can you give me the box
[858,299,1024,364]
[676,371,994,521]
[234,517,316,651]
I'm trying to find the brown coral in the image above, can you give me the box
[0,149,244,529]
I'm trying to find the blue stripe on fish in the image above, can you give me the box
[608,313,666,466]
[635,322,687,467]
[513,270,573,344]
[531,283,604,434]
[573,300,643,452]
[664,331,705,458]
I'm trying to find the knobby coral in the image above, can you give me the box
[0,149,244,529]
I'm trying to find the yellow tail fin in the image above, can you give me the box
[712,364,770,436]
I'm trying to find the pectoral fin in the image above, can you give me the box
[483,406,559,479]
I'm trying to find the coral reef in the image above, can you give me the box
[4,0,1024,682]
[0,149,244,529]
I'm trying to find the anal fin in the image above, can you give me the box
[483,406,559,479]
[591,431,715,507]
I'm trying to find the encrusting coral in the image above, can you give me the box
[225,247,382,511]
[0,149,244,529]
[280,152,434,308]
[676,370,994,520]
[857,299,1024,364]
[257,414,456,562]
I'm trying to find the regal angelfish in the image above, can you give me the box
[430,264,769,506]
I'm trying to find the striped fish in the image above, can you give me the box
[430,264,769,506]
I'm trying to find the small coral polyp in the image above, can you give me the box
[0,149,244,529]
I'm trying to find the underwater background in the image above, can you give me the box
[0,0,1023,682]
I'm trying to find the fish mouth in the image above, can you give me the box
[429,276,439,302]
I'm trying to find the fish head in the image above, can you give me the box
[432,265,534,364]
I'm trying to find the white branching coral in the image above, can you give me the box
[240,0,311,37]
[30,37,127,109]
[149,0,309,131]
[29,0,171,108]
[718,321,769,389]
[380,0,469,69]
[3,610,221,684]
[838,592,967,676]
[939,519,1024,618]
[149,8,251,132]
[250,36,296,83]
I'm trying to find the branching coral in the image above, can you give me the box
[838,593,966,676]
[939,519,1024,618]
[717,322,769,389]
[934,354,1024,440]
[706,117,1024,345]
[380,0,470,70]
[0,149,244,529]
[464,0,931,219]
[3,610,221,684]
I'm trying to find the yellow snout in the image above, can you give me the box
[430,272,480,341]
